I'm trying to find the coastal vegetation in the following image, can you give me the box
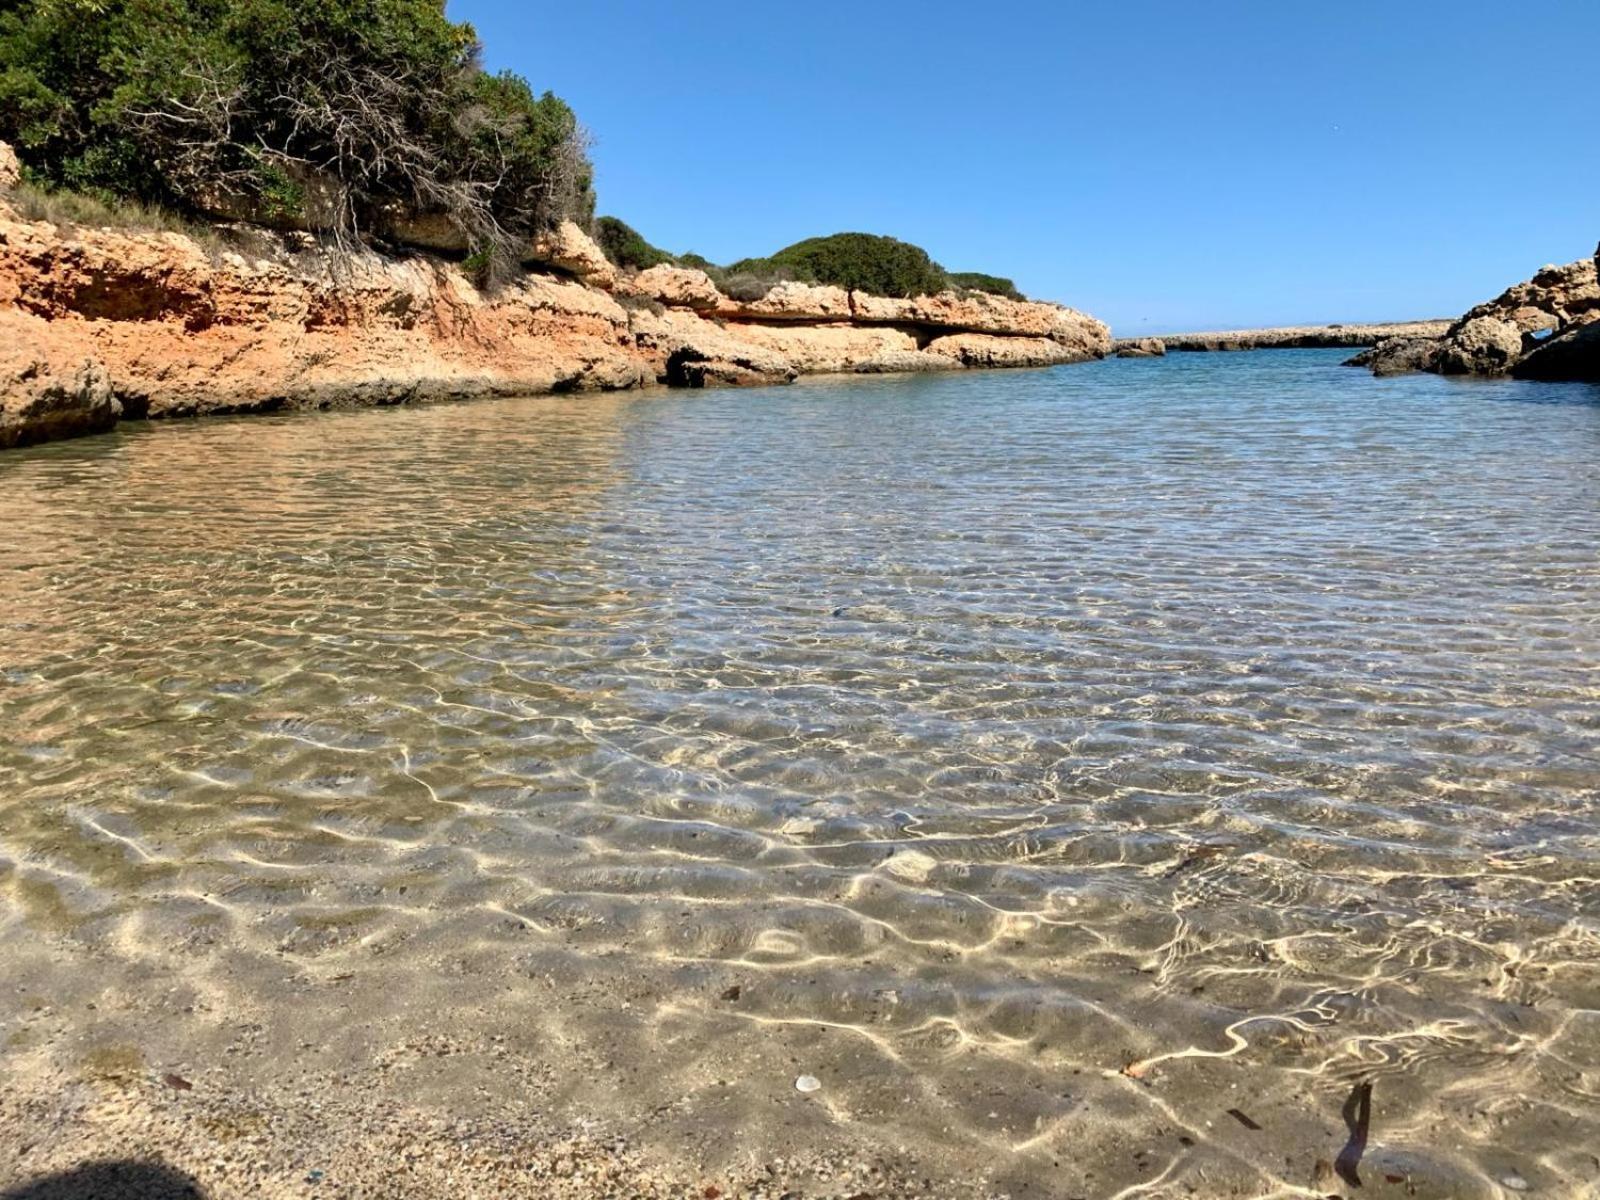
[591,223,1029,301]
[0,0,592,272]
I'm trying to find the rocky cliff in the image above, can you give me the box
[0,158,1110,449]
[1349,249,1600,381]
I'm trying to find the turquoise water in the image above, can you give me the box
[2,351,1599,1197]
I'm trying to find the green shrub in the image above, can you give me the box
[947,271,1024,301]
[0,0,592,272]
[593,216,674,271]
[760,233,948,298]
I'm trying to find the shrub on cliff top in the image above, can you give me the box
[0,0,593,271]
[593,216,675,271]
[947,271,1025,301]
[757,233,949,299]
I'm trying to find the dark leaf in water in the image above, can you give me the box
[703,1187,722,1199]
[720,985,742,1001]
[162,1073,193,1092]
[1226,1108,1262,1131]
[1386,1175,1405,1184]
[1335,1079,1373,1187]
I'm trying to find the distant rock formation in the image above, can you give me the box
[1350,249,1600,382]
[1115,338,1166,358]
[0,143,1111,448]
[1124,322,1450,354]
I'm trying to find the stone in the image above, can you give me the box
[924,333,1091,368]
[0,140,20,191]
[627,264,722,311]
[1437,316,1523,376]
[0,342,118,448]
[525,221,616,291]
[377,208,470,254]
[716,281,855,322]
[1513,321,1600,382]
[1458,255,1599,333]
[1349,336,1444,377]
[1115,337,1166,357]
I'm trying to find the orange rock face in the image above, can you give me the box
[0,154,1112,447]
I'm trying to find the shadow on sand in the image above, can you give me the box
[1,1161,205,1200]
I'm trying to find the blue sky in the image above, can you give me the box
[455,1,1599,334]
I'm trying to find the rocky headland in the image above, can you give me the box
[1348,247,1600,380]
[0,144,1110,450]
[1113,320,1450,356]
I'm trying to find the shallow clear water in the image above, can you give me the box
[3,351,1599,1196]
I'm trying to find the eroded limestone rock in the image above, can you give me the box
[0,341,117,448]
[525,221,616,290]
[1437,316,1523,376]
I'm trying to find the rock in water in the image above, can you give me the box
[794,1074,822,1094]
[1351,337,1444,377]
[0,349,118,449]
[1514,321,1600,382]
[1115,337,1167,357]
[1436,317,1524,376]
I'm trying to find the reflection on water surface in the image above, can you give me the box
[2,352,1599,1197]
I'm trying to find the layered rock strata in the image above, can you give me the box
[0,167,1110,449]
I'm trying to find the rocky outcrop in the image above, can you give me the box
[625,264,723,311]
[0,345,117,449]
[1351,247,1600,382]
[0,203,648,433]
[1115,337,1166,358]
[525,220,617,290]
[0,175,1111,447]
[0,143,19,192]
[924,333,1087,369]
[1436,316,1523,376]
[1516,321,1600,381]
[1346,338,1442,377]
[1138,321,1451,353]
[1460,256,1600,333]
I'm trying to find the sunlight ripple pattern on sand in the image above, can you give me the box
[2,352,1599,1197]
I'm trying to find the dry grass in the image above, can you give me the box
[6,182,230,255]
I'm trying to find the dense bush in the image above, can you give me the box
[593,216,675,271]
[758,233,949,299]
[947,271,1025,301]
[0,0,592,270]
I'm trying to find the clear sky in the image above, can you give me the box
[454,0,1599,334]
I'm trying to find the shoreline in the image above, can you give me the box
[0,183,1111,452]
